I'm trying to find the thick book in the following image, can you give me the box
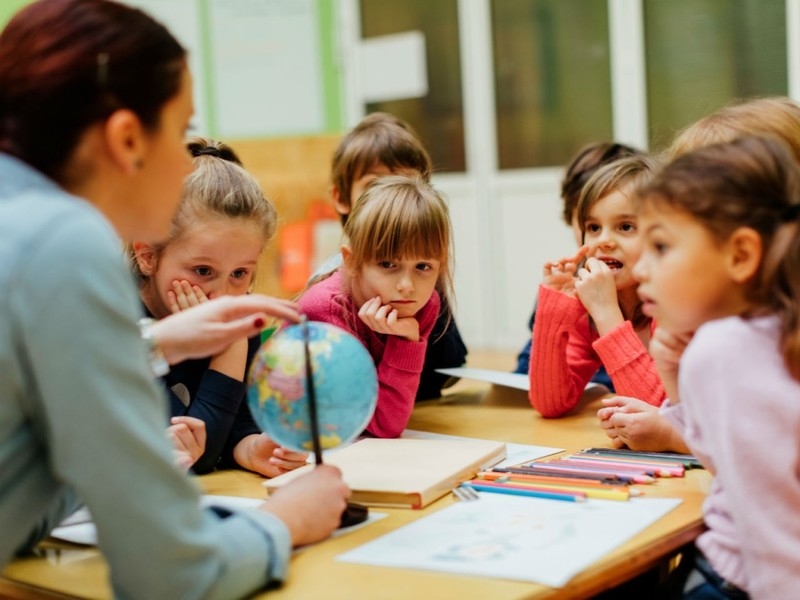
[263,437,507,509]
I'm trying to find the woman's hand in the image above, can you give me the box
[358,296,420,341]
[260,465,350,547]
[167,416,206,470]
[152,294,301,365]
[234,434,310,478]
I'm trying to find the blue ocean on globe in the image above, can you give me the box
[247,321,378,453]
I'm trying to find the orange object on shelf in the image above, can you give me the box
[278,200,340,294]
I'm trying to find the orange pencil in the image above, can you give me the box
[479,471,630,490]
[492,480,632,501]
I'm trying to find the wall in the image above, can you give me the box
[0,0,348,303]
[0,0,29,24]
[231,135,343,299]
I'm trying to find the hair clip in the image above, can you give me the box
[96,52,109,89]
[192,147,221,157]
[781,203,800,222]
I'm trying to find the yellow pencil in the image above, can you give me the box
[485,479,633,501]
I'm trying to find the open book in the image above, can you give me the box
[264,438,507,509]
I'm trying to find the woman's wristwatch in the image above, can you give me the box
[138,317,170,377]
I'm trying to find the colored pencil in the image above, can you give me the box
[492,466,629,485]
[463,482,586,503]
[548,458,662,477]
[571,452,688,469]
[479,471,633,490]
[580,448,703,469]
[552,457,682,478]
[477,475,632,501]
[563,454,684,477]
[518,463,655,484]
[573,454,690,471]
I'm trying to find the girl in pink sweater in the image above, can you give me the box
[529,155,665,417]
[299,175,453,438]
[635,135,800,599]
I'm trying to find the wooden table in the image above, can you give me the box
[0,383,710,599]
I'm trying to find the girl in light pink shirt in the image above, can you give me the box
[635,135,800,599]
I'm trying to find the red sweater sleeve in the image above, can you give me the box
[592,320,665,407]
[528,286,600,417]
[298,273,439,438]
[528,286,666,418]
[368,292,439,438]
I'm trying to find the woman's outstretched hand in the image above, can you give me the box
[152,294,300,364]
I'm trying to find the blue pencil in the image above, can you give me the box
[463,482,586,503]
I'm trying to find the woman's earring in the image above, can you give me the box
[134,158,144,170]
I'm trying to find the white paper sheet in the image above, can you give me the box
[436,368,611,396]
[50,495,384,546]
[49,496,263,546]
[401,429,561,467]
[337,494,682,588]
[359,31,428,103]
[436,367,531,390]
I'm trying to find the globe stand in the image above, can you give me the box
[302,318,369,528]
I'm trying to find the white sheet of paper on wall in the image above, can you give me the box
[359,31,428,104]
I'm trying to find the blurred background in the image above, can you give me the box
[1,0,794,353]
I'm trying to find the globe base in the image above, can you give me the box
[339,502,369,528]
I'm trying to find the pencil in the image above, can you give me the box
[477,475,632,501]
[580,447,703,469]
[564,455,684,477]
[464,482,586,503]
[480,471,629,490]
[492,466,629,485]
[519,463,655,484]
[553,457,681,478]
[511,482,631,501]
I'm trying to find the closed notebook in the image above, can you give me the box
[263,438,507,509]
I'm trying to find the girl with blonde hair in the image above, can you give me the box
[300,174,454,437]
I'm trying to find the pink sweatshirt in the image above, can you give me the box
[529,285,665,417]
[662,315,800,599]
[298,271,440,438]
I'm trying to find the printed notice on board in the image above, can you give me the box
[122,0,208,134]
[208,0,325,137]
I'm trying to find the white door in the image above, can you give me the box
[338,0,792,352]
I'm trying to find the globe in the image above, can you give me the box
[247,321,378,453]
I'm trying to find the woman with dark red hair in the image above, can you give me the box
[0,1,348,597]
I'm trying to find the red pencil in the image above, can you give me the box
[493,466,629,485]
[553,457,681,478]
[479,471,631,490]
[566,454,684,477]
[521,462,655,484]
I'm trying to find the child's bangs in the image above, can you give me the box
[359,193,448,263]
